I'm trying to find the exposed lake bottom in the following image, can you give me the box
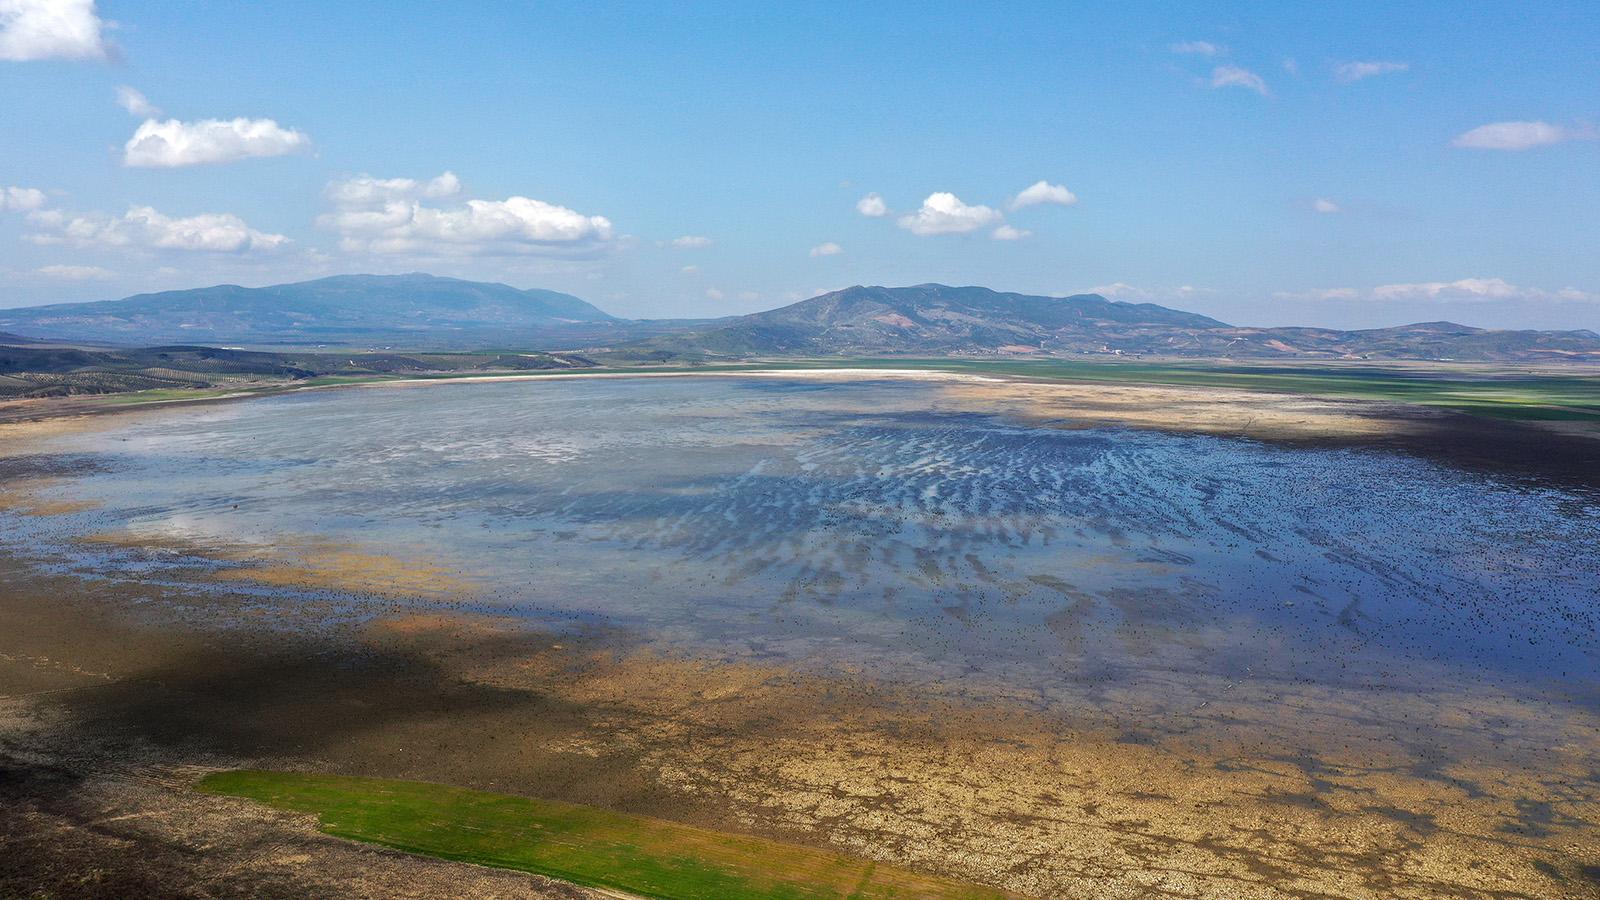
[3,374,1598,897]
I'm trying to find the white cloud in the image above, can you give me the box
[705,287,725,300]
[115,85,159,117]
[1373,277,1527,301]
[897,192,1002,236]
[991,225,1030,241]
[1083,283,1214,301]
[679,264,700,275]
[1334,60,1408,83]
[123,117,312,167]
[809,241,843,257]
[1170,40,1222,56]
[668,235,713,248]
[1450,120,1594,151]
[0,185,46,211]
[1276,278,1597,304]
[1313,198,1341,214]
[856,192,888,217]
[1272,287,1360,301]
[738,290,761,302]
[37,263,112,280]
[1211,65,1268,95]
[320,171,615,257]
[1086,282,1143,299]
[27,205,289,252]
[326,171,460,206]
[1010,180,1077,210]
[0,0,107,61]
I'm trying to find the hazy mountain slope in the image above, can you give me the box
[6,277,1597,361]
[641,284,1228,356]
[0,274,624,347]
[635,284,1600,362]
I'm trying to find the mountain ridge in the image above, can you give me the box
[0,273,635,347]
[4,276,1598,362]
[628,283,1600,362]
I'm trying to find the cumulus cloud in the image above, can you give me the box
[123,117,312,167]
[325,171,460,207]
[27,205,289,252]
[37,263,112,280]
[705,287,725,301]
[668,235,713,248]
[0,185,46,211]
[1313,198,1341,214]
[1170,40,1222,56]
[1334,60,1408,83]
[991,225,1030,241]
[809,241,842,257]
[115,85,159,117]
[320,171,616,257]
[679,264,699,275]
[1451,120,1594,151]
[1276,278,1596,304]
[1009,180,1077,210]
[1084,283,1214,302]
[897,192,1002,236]
[0,0,107,61]
[855,192,887,217]
[1211,65,1268,95]
[1373,278,1533,301]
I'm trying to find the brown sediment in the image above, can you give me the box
[935,377,1600,489]
[935,379,1404,441]
[212,542,476,598]
[0,476,103,516]
[1,560,1596,899]
[74,529,477,600]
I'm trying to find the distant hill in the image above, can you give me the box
[0,343,593,399]
[5,277,1598,362]
[0,274,656,348]
[632,284,1600,362]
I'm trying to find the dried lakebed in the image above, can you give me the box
[3,372,1599,898]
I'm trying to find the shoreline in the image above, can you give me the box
[6,361,1598,491]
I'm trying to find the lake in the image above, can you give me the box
[11,375,1596,717]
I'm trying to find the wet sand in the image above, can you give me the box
[3,371,1599,898]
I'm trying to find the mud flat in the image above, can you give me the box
[3,371,1599,898]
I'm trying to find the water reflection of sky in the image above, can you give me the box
[12,376,1600,698]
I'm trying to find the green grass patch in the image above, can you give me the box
[199,770,1010,899]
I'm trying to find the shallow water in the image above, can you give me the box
[10,376,1599,703]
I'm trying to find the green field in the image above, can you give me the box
[198,770,1010,899]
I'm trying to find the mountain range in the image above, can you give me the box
[3,274,1598,362]
[0,274,710,348]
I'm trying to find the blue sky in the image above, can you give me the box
[1,1,1596,329]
